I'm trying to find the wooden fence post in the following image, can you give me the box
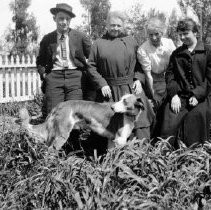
[0,54,41,103]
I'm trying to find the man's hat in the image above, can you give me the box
[50,3,76,18]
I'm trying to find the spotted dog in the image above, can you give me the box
[19,94,144,150]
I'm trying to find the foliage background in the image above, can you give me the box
[1,0,211,56]
[4,0,39,56]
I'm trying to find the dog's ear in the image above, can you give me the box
[135,98,145,110]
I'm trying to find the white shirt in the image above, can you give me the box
[137,37,176,74]
[52,32,77,70]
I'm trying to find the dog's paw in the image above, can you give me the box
[114,137,127,147]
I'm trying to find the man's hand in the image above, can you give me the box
[189,96,198,107]
[101,85,112,98]
[148,99,154,108]
[37,65,46,81]
[171,94,181,114]
[41,73,46,80]
[133,80,143,95]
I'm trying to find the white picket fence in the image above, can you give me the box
[0,54,41,103]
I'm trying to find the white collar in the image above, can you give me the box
[148,37,164,49]
[57,31,68,38]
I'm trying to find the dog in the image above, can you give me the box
[19,94,144,150]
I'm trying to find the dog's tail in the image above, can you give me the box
[19,107,47,142]
[19,107,31,126]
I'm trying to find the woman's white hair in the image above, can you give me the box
[106,10,127,24]
[146,17,167,34]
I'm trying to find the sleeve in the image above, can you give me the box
[132,40,146,83]
[82,33,91,59]
[207,49,211,98]
[168,39,176,53]
[137,46,152,72]
[134,61,146,84]
[192,82,208,100]
[165,52,181,98]
[87,42,108,89]
[36,36,48,79]
[192,48,211,100]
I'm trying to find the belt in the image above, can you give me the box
[151,71,165,82]
[179,92,193,98]
[52,67,78,71]
[105,74,134,86]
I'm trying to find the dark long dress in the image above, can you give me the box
[160,41,211,146]
[87,33,155,137]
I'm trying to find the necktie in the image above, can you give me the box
[60,34,67,60]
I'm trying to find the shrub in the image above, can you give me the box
[1,99,211,209]
[1,128,211,209]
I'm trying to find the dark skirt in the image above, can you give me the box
[152,71,166,103]
[160,97,211,147]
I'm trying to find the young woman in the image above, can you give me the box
[160,18,211,147]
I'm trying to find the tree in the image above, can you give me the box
[127,3,172,45]
[127,3,147,45]
[80,0,111,39]
[6,0,39,56]
[179,0,211,42]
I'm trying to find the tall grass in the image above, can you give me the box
[0,97,211,209]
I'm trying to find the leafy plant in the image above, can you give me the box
[1,100,211,209]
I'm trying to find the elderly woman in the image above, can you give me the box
[137,18,176,106]
[87,11,154,140]
[160,18,211,147]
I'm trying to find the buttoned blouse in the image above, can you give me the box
[137,38,176,74]
[165,42,211,100]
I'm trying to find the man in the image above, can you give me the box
[36,3,91,115]
[160,18,211,147]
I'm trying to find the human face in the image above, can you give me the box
[125,23,134,36]
[148,29,163,47]
[178,30,197,47]
[54,11,72,33]
[107,17,124,38]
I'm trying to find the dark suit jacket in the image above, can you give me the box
[36,29,91,77]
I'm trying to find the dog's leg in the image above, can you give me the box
[114,136,127,146]
[52,136,70,150]
[52,124,74,150]
[114,116,134,147]
[107,138,115,149]
[46,134,67,151]
[45,117,75,150]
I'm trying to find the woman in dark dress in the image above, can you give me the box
[87,11,154,140]
[160,18,211,147]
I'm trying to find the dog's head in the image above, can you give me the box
[111,94,144,116]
